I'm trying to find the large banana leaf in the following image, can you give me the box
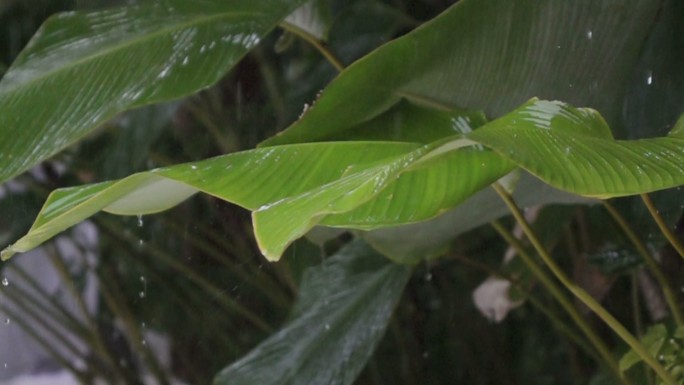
[0,0,308,184]
[4,99,684,264]
[259,0,675,264]
[262,0,660,146]
[213,239,412,385]
[1,133,512,262]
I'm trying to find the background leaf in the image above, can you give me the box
[213,239,412,385]
[362,172,593,263]
[0,0,308,184]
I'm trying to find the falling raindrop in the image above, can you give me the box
[139,275,147,298]
[4,318,9,325]
[324,324,330,331]
[586,30,593,40]
[1,277,7,286]
[646,71,653,85]
[425,272,433,282]
[137,215,143,227]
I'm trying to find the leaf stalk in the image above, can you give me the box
[493,183,677,385]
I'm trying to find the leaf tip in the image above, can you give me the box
[1,248,15,261]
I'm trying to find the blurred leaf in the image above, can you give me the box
[284,0,331,41]
[80,102,179,180]
[327,0,417,64]
[587,244,641,275]
[0,0,309,184]
[623,0,684,139]
[620,324,667,372]
[467,100,684,198]
[325,99,488,143]
[618,0,684,252]
[213,239,412,385]
[262,0,662,146]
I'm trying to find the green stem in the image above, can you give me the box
[97,265,171,385]
[253,46,287,126]
[641,193,684,259]
[490,220,628,384]
[279,21,345,72]
[97,217,272,333]
[493,183,677,385]
[0,305,90,383]
[2,286,84,357]
[186,100,236,154]
[602,200,683,326]
[45,243,130,380]
[632,272,655,385]
[162,218,292,309]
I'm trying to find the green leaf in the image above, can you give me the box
[213,239,412,385]
[0,141,415,261]
[262,0,661,146]
[2,130,512,261]
[620,324,667,372]
[0,0,308,184]
[13,99,682,264]
[467,99,684,198]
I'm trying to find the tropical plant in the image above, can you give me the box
[0,0,683,384]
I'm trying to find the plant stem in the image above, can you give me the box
[0,305,90,383]
[602,200,683,326]
[492,183,677,385]
[632,273,655,385]
[97,265,171,385]
[96,217,272,333]
[490,220,627,384]
[640,193,684,259]
[279,21,345,72]
[45,243,130,379]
